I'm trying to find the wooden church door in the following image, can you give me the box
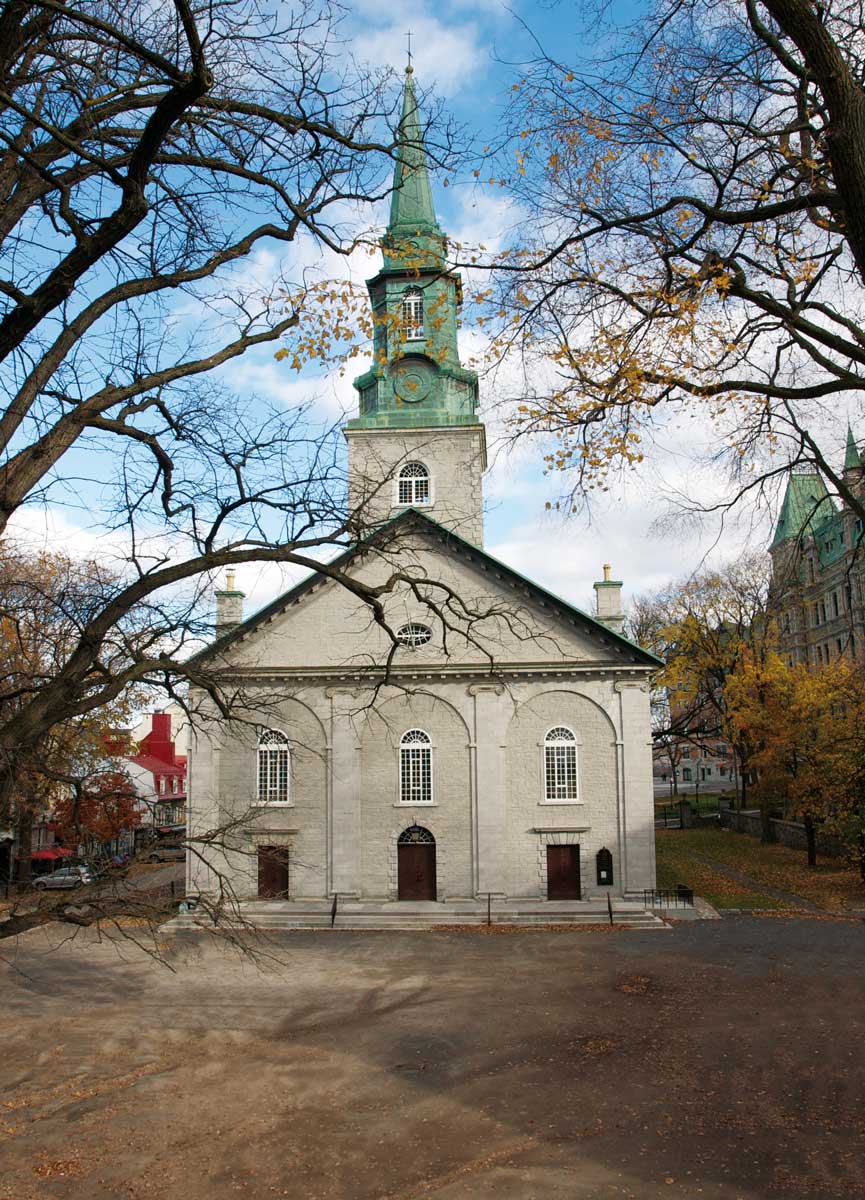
[397,827,437,901]
[257,846,289,899]
[546,845,581,900]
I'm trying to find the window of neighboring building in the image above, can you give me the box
[681,747,691,759]
[682,767,692,782]
[820,600,826,623]
[543,727,579,802]
[400,730,432,805]
[401,288,424,340]
[833,592,839,617]
[837,637,843,655]
[397,461,431,506]
[257,729,290,805]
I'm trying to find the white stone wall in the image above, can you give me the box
[187,694,328,901]
[357,692,473,899]
[504,687,621,899]
[345,425,486,545]
[186,672,656,903]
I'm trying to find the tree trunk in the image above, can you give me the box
[15,804,32,884]
[803,811,817,868]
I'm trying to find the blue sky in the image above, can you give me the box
[192,0,779,618]
[13,0,846,624]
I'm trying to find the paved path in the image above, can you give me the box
[687,850,822,911]
[3,918,865,1200]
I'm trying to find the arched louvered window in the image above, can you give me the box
[400,729,433,805]
[544,726,578,802]
[398,461,430,505]
[401,288,424,340]
[257,729,290,805]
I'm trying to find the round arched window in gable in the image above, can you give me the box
[396,622,433,647]
[401,287,424,340]
[544,726,578,802]
[397,461,430,506]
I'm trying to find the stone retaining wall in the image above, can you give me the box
[719,808,846,858]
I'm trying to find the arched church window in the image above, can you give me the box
[400,729,433,805]
[544,726,578,802]
[398,461,430,506]
[257,729,290,805]
[401,288,424,340]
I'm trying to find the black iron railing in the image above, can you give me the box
[644,885,694,908]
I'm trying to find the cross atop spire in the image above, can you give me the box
[406,29,413,69]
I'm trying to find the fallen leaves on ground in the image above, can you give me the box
[658,827,865,911]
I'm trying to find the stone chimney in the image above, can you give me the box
[214,569,245,639]
[593,563,625,635]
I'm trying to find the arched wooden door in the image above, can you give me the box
[397,826,436,901]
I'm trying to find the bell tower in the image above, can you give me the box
[345,66,487,546]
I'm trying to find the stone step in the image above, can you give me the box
[165,906,669,932]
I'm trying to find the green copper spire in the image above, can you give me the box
[347,68,480,434]
[383,67,445,269]
[844,425,861,471]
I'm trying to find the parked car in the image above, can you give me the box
[139,845,185,864]
[32,865,94,890]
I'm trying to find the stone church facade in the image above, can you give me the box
[185,69,659,913]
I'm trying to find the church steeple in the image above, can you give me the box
[347,67,480,433]
[344,67,486,545]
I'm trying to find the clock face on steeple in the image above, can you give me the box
[392,357,435,403]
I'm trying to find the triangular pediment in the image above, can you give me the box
[195,511,660,675]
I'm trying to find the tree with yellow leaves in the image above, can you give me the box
[726,650,865,877]
[632,553,774,804]
[479,0,865,525]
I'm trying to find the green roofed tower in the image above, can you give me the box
[345,66,486,545]
[770,427,865,668]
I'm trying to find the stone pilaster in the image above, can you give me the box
[615,680,656,894]
[327,689,362,898]
[468,683,508,897]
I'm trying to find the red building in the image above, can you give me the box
[127,712,187,828]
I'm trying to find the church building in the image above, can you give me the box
[185,68,660,921]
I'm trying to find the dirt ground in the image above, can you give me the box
[3,917,865,1200]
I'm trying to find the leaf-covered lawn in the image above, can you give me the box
[655,831,788,909]
[656,827,865,911]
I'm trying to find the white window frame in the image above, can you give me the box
[541,726,580,804]
[256,728,291,806]
[396,622,433,648]
[393,461,433,508]
[399,729,433,805]
[401,288,424,341]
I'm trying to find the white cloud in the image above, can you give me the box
[349,16,484,95]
